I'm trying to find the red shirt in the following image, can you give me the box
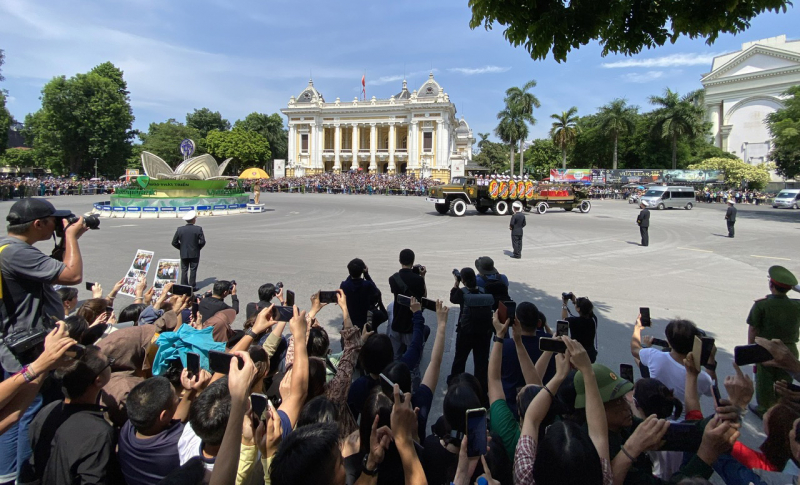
[732,441,778,471]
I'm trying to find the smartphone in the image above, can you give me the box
[285,290,295,307]
[619,363,634,383]
[186,352,200,376]
[366,311,373,328]
[503,301,516,322]
[272,306,294,322]
[465,408,488,457]
[539,337,567,353]
[640,307,651,327]
[700,337,715,368]
[556,320,569,337]
[712,383,722,406]
[172,284,193,296]
[65,343,86,360]
[734,344,773,366]
[396,295,412,307]
[85,282,95,291]
[319,291,338,304]
[420,297,437,312]
[379,373,401,401]
[208,350,244,374]
[250,393,268,421]
[663,423,697,444]
[651,338,670,349]
[788,383,800,393]
[191,302,199,322]
[497,300,508,324]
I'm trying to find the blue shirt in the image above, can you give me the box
[500,329,555,417]
[476,273,509,289]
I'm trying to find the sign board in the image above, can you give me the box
[550,169,595,183]
[662,170,724,184]
[450,158,465,178]
[180,139,196,159]
[606,170,663,184]
[273,159,286,179]
[125,169,139,183]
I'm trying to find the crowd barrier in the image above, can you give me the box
[92,203,248,218]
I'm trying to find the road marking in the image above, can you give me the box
[677,247,713,253]
[113,224,138,227]
[751,255,792,261]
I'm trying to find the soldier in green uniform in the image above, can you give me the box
[747,265,800,416]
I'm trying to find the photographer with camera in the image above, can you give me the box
[198,280,239,323]
[388,249,427,360]
[561,292,599,363]
[0,198,93,483]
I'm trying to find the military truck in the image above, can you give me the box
[426,176,592,216]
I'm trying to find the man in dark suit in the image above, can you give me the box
[637,201,650,247]
[171,211,205,290]
[509,204,526,258]
[725,199,737,238]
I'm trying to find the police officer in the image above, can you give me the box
[747,265,800,416]
[636,201,650,247]
[725,199,737,238]
[171,210,205,290]
[509,204,526,259]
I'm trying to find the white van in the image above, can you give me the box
[640,186,695,210]
[773,189,800,209]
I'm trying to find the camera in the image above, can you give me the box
[562,292,575,302]
[54,213,101,238]
[452,269,461,281]
[275,281,283,291]
[412,264,425,275]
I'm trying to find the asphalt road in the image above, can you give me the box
[3,193,798,448]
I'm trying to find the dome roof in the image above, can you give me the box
[417,72,442,98]
[456,118,471,135]
[394,79,411,100]
[295,79,325,103]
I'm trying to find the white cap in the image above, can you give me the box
[183,210,197,221]
[728,199,735,205]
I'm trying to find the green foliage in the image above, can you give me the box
[186,108,230,139]
[468,0,791,62]
[472,138,508,173]
[549,107,580,168]
[688,157,772,189]
[522,139,561,179]
[497,80,540,176]
[0,147,39,168]
[649,88,708,169]
[597,99,638,169]
[0,49,5,82]
[233,112,288,160]
[0,91,10,152]
[139,119,205,167]
[23,62,135,176]
[205,128,271,175]
[767,85,800,179]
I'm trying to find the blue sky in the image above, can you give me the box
[1,0,797,142]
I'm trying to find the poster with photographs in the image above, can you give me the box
[119,250,155,297]
[152,259,181,300]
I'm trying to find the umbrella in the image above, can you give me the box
[239,168,269,179]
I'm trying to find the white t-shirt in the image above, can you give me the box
[639,347,713,417]
[178,422,215,472]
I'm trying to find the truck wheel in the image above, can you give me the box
[434,203,449,215]
[657,203,665,210]
[511,200,524,213]
[523,205,532,212]
[565,207,573,212]
[685,202,693,210]
[449,199,467,217]
[493,200,509,215]
[476,206,489,214]
[536,202,548,214]
[579,200,592,213]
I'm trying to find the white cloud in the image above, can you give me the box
[602,53,718,69]
[448,66,511,75]
[621,71,665,83]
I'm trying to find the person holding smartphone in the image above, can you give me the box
[561,293,599,363]
[339,258,381,330]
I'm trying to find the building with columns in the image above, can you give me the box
[280,73,474,180]
[702,35,800,165]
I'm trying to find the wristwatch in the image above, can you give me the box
[362,453,379,476]
[245,329,261,340]
[493,334,506,343]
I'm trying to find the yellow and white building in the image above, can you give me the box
[281,73,474,181]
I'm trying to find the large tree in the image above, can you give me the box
[597,99,638,170]
[549,107,580,169]
[205,128,271,175]
[472,137,508,173]
[468,0,790,62]
[186,108,230,139]
[233,112,288,160]
[495,110,522,175]
[649,88,707,169]
[0,147,39,168]
[139,119,205,167]
[767,86,800,179]
[522,138,561,180]
[0,49,10,152]
[688,157,772,189]
[24,62,135,176]
[504,80,540,176]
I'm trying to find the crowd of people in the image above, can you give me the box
[0,177,122,200]
[2,196,800,485]
[240,172,443,196]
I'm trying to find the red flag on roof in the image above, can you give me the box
[361,73,366,100]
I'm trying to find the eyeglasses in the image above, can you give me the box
[93,357,115,377]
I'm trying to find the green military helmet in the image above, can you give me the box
[769,265,798,288]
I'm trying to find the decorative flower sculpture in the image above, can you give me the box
[141,152,235,180]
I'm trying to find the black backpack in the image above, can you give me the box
[483,275,510,311]
[458,287,494,334]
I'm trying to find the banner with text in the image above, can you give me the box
[606,170,663,184]
[550,169,602,183]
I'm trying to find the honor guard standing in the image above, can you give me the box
[509,204,526,259]
[725,199,737,238]
[747,266,800,416]
[171,210,205,291]
[636,201,650,247]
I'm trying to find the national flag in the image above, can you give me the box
[361,73,366,100]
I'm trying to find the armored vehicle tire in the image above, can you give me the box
[449,199,467,216]
[493,200,509,215]
[476,206,490,214]
[565,207,573,212]
[657,203,665,210]
[579,200,592,213]
[536,202,548,214]
[511,200,525,213]
[685,202,693,210]
[435,203,449,215]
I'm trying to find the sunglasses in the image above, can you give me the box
[91,357,115,378]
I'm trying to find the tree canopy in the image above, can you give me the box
[688,157,772,189]
[649,88,707,169]
[767,85,800,179]
[522,139,561,179]
[186,108,230,139]
[233,112,288,160]
[0,147,39,168]
[205,128,271,174]
[597,99,638,170]
[549,107,579,169]
[468,0,791,62]
[139,119,205,168]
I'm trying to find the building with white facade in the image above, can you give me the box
[280,73,474,180]
[702,35,800,165]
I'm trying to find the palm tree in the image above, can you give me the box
[649,88,706,169]
[476,132,490,153]
[505,80,540,176]
[549,107,580,169]
[495,108,522,175]
[597,99,638,170]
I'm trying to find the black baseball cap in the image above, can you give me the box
[6,198,73,225]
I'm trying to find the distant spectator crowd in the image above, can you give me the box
[241,172,444,196]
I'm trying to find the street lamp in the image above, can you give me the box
[94,158,98,179]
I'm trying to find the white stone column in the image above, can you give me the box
[334,124,341,172]
[307,122,315,172]
[409,121,418,170]
[369,123,377,172]
[388,123,396,173]
[351,123,358,170]
[288,124,296,168]
[708,104,721,148]
[436,120,444,169]
[317,122,324,172]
